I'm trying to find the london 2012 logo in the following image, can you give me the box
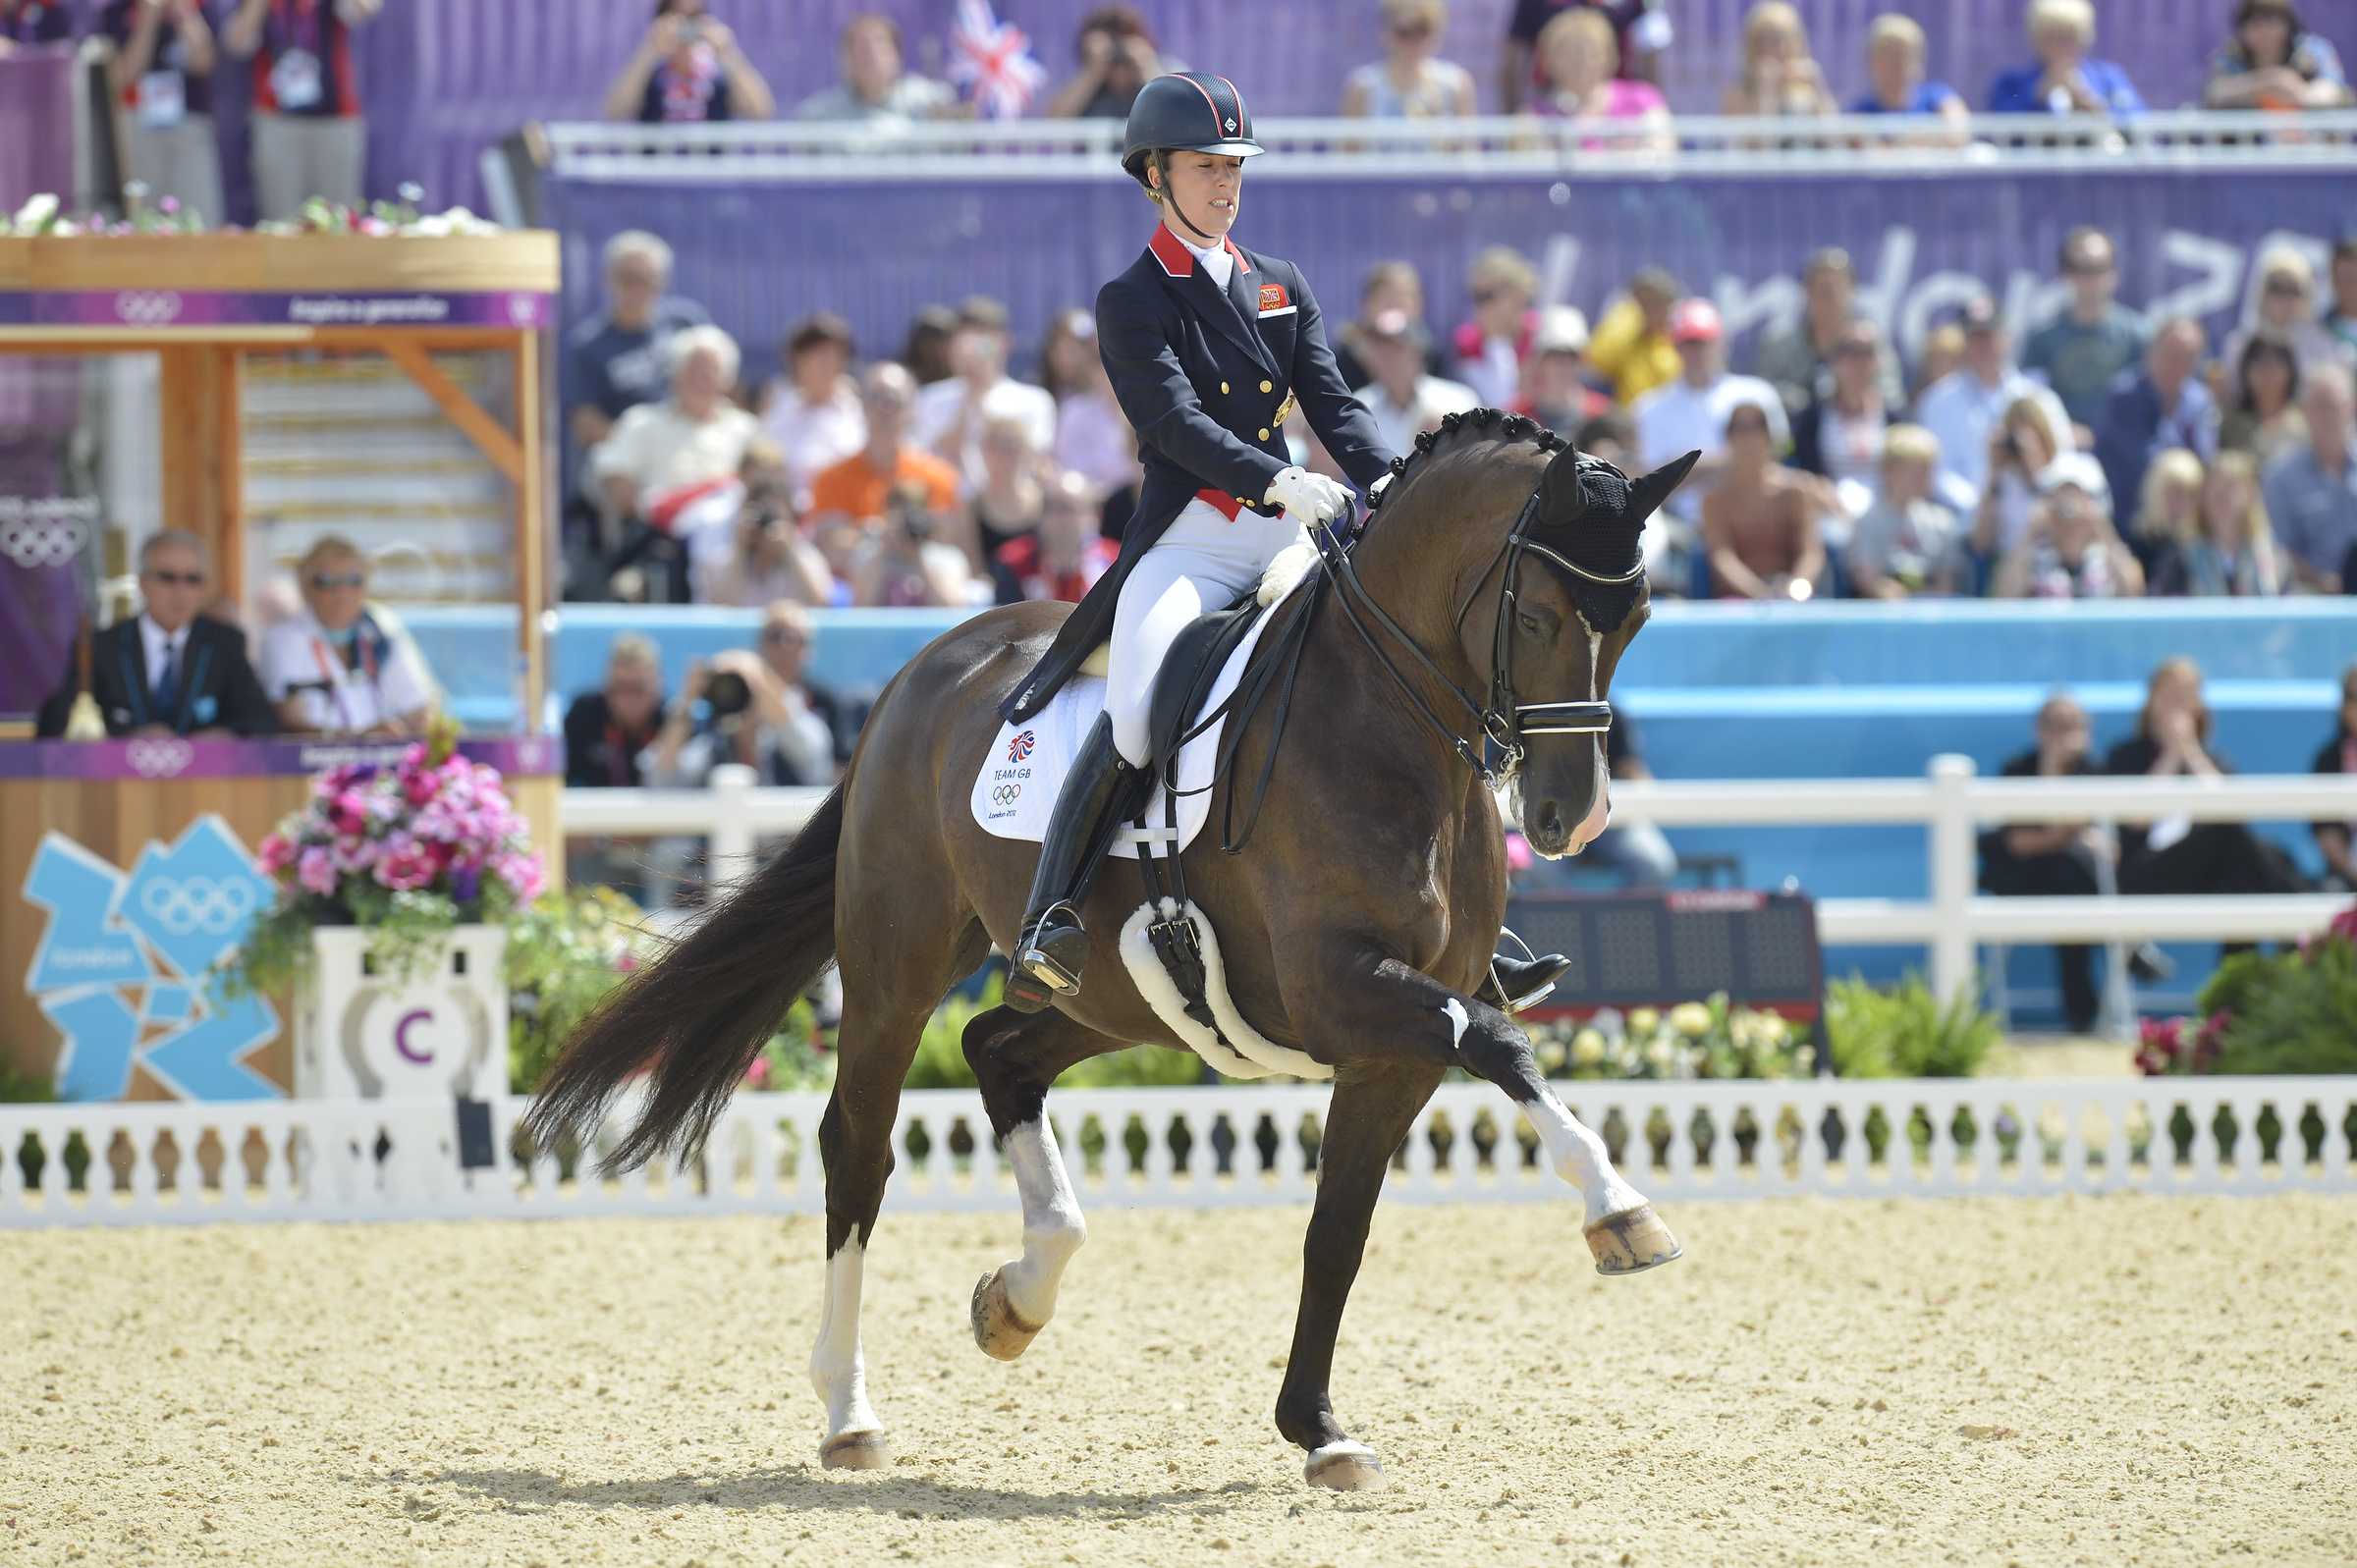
[1008,730,1036,764]
[991,783,1022,807]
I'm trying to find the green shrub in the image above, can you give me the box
[504,886,660,1095]
[2194,933,2357,1075]
[1825,971,2001,1078]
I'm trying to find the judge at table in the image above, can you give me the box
[36,530,277,738]
[257,535,437,737]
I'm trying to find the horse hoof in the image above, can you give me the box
[1304,1441,1387,1490]
[970,1270,1043,1362]
[819,1430,890,1470]
[1586,1202,1683,1275]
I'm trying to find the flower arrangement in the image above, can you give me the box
[2141,902,2357,1076]
[228,722,544,996]
[8,187,498,240]
[1529,994,1818,1080]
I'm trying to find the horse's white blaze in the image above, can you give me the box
[809,1240,882,1440]
[997,1118,1086,1327]
[1524,1090,1647,1228]
[1568,628,1611,853]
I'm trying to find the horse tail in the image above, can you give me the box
[525,784,845,1173]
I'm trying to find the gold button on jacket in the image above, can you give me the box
[1220,381,1230,394]
[1258,427,1272,440]
[1260,380,1274,393]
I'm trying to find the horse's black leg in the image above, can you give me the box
[961,1004,1128,1359]
[1275,1060,1446,1490]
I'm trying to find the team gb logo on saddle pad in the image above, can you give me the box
[1008,730,1035,764]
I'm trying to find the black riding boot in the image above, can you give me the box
[1009,714,1140,1012]
[1478,949,1573,1014]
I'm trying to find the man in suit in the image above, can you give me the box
[36,530,277,738]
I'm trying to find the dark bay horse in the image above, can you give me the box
[528,410,1694,1491]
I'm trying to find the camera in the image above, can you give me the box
[704,668,753,728]
[895,500,935,542]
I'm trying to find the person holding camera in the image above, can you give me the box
[1044,4,1170,120]
[1968,395,2065,564]
[694,439,839,608]
[604,0,774,123]
[849,481,974,608]
[1992,453,2144,599]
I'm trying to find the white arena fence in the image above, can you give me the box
[2,1078,2350,1229]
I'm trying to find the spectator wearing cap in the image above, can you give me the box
[1585,267,1684,405]
[2094,316,2219,563]
[2022,226,2145,438]
[1848,424,1968,598]
[795,12,955,123]
[1720,1,1838,119]
[603,1,775,124]
[1789,316,1894,527]
[1510,306,1611,439]
[1751,247,1903,417]
[2205,0,2351,110]
[1343,0,1477,119]
[1360,309,1480,456]
[1045,4,1173,119]
[1702,399,1825,600]
[2322,236,2357,359]
[1914,293,2072,512]
[1994,453,2143,598]
[912,296,1060,496]
[567,231,713,497]
[1526,7,1671,151]
[994,470,1119,606]
[1848,12,1967,124]
[2263,360,2357,592]
[1452,246,1541,409]
[1335,260,1446,391]
[1629,297,1787,529]
[1500,1,1667,115]
[99,0,225,227]
[2222,246,2344,379]
[1988,0,2144,116]
[758,313,865,504]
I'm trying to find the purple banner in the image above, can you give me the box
[0,736,559,782]
[0,290,551,330]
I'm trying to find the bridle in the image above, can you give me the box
[1315,461,1639,791]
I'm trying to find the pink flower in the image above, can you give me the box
[493,850,545,902]
[327,789,368,837]
[743,1056,772,1089]
[258,834,296,874]
[297,845,339,897]
[373,838,439,892]
[403,768,441,808]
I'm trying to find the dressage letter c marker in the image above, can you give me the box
[393,1008,435,1064]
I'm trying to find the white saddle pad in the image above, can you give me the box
[971,597,1289,860]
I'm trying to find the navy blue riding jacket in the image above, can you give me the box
[1002,225,1395,723]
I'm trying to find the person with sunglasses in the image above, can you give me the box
[258,536,436,737]
[37,530,277,738]
[1341,0,1477,120]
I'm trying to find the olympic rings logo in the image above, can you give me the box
[138,875,256,936]
[0,513,84,568]
[113,290,185,327]
[991,783,1022,807]
[125,738,194,777]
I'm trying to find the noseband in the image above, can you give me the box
[1317,469,1638,791]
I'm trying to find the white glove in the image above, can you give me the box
[1263,465,1351,523]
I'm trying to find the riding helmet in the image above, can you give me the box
[1121,73,1262,187]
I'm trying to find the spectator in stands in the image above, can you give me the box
[1500,0,1667,115]
[1575,408,1638,470]
[1587,267,1683,405]
[2108,658,2311,908]
[972,412,1047,565]
[757,313,865,505]
[1968,394,2065,560]
[913,296,1060,496]
[1720,1,1837,119]
[260,536,437,736]
[2264,360,2357,591]
[1360,308,1480,455]
[850,481,973,609]
[2219,335,2308,470]
[1994,453,2143,598]
[1703,401,1824,600]
[36,531,276,739]
[101,0,224,227]
[1916,295,2071,512]
[1512,306,1610,439]
[1038,307,1099,401]
[1848,12,1967,125]
[751,601,849,785]
[603,1,774,124]
[1753,248,1903,417]
[809,361,963,537]
[0,1,73,54]
[795,13,954,124]
[1915,322,1966,401]
[594,326,760,601]
[1987,0,2143,117]
[1847,423,1966,598]
[565,633,668,788]
[902,304,959,385]
[696,440,839,608]
[2204,0,2351,110]
[2150,450,2285,597]
[1633,297,1788,530]
[224,0,379,220]
[2312,661,2357,890]
[2322,236,2357,359]
[994,469,1118,605]
[2022,226,2145,438]
[2093,316,2219,542]
[2126,448,2205,584]
[1980,692,2106,1036]
[1343,0,1477,119]
[1790,316,1893,523]
[567,231,711,485]
[1051,342,1141,542]
[1334,259,1443,391]
[2221,246,2342,376]
[1526,7,1672,150]
[1044,4,1167,120]
[1452,246,1541,408]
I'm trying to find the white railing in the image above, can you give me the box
[541,111,2357,183]
[2,1077,2347,1228]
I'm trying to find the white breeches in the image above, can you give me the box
[1107,497,1309,766]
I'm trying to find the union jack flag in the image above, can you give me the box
[947,0,1047,121]
[1008,730,1036,763]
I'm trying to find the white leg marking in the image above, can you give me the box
[1441,998,1470,1049]
[998,1118,1086,1327]
[808,1240,882,1440]
[1524,1091,1647,1228]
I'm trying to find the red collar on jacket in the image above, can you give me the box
[1148,224,1251,279]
